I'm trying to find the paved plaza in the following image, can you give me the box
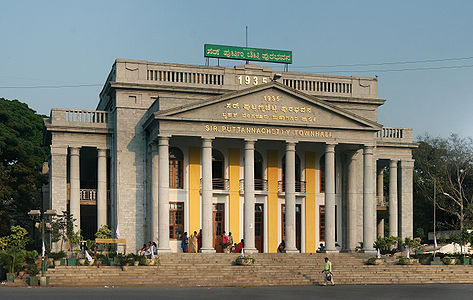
[1,285,472,300]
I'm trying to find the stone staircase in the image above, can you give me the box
[44,253,473,287]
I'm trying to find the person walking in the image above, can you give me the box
[322,257,334,286]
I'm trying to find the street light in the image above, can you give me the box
[443,192,464,254]
[28,209,56,279]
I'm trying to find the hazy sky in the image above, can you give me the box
[1,0,472,138]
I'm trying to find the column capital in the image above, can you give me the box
[400,159,415,169]
[325,143,336,153]
[389,159,399,169]
[158,136,169,146]
[363,145,375,155]
[70,147,80,156]
[285,141,296,151]
[97,148,107,157]
[244,139,255,150]
[202,138,213,148]
[51,146,68,156]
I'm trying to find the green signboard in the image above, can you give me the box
[204,44,292,64]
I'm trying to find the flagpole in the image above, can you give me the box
[433,179,436,258]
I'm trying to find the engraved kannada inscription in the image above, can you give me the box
[222,94,316,124]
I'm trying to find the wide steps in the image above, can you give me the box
[44,253,473,287]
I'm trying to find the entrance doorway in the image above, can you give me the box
[281,204,302,251]
[213,203,225,252]
[255,204,264,252]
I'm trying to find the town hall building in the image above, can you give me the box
[44,58,417,253]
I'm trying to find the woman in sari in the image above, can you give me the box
[189,231,198,253]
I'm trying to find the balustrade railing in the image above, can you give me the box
[200,178,230,191]
[278,181,306,193]
[239,179,268,192]
[50,109,110,127]
[80,189,96,205]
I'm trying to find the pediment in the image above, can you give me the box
[154,82,381,131]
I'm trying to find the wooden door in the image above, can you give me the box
[213,203,225,252]
[281,204,302,251]
[255,204,264,253]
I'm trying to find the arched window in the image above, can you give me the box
[212,149,224,179]
[254,151,264,190]
[169,147,183,189]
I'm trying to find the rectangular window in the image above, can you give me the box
[319,205,325,242]
[169,202,184,240]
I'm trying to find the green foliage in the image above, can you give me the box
[373,236,401,255]
[234,256,255,265]
[414,134,473,233]
[366,257,384,265]
[0,226,30,273]
[117,253,133,266]
[85,240,95,252]
[26,263,40,276]
[397,256,416,265]
[95,225,112,239]
[107,251,117,259]
[49,251,66,260]
[137,255,147,266]
[0,98,49,235]
[25,250,39,264]
[403,237,422,250]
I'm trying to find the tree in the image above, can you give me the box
[414,134,473,232]
[0,98,49,235]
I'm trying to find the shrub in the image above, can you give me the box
[366,256,384,265]
[26,263,40,276]
[25,250,39,264]
[49,251,66,260]
[235,256,255,265]
[137,255,147,266]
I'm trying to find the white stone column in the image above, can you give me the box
[201,138,216,253]
[377,218,385,238]
[97,148,107,229]
[346,150,358,252]
[377,168,384,205]
[69,147,81,231]
[388,160,398,237]
[362,145,375,253]
[157,136,171,253]
[50,146,67,251]
[324,144,337,252]
[399,160,414,239]
[151,143,159,243]
[244,140,257,254]
[284,142,298,253]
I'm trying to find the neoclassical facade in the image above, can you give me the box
[44,59,417,253]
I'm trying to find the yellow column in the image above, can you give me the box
[229,148,240,241]
[267,150,279,253]
[189,147,201,234]
[305,152,316,253]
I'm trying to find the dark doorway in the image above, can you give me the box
[255,204,264,252]
[213,203,225,252]
[281,204,302,251]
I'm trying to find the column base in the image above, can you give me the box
[362,248,377,255]
[200,248,216,253]
[157,248,172,254]
[323,249,339,254]
[243,247,258,254]
[285,248,300,254]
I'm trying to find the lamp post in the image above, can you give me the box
[28,209,56,278]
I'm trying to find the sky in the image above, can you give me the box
[1,0,472,138]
